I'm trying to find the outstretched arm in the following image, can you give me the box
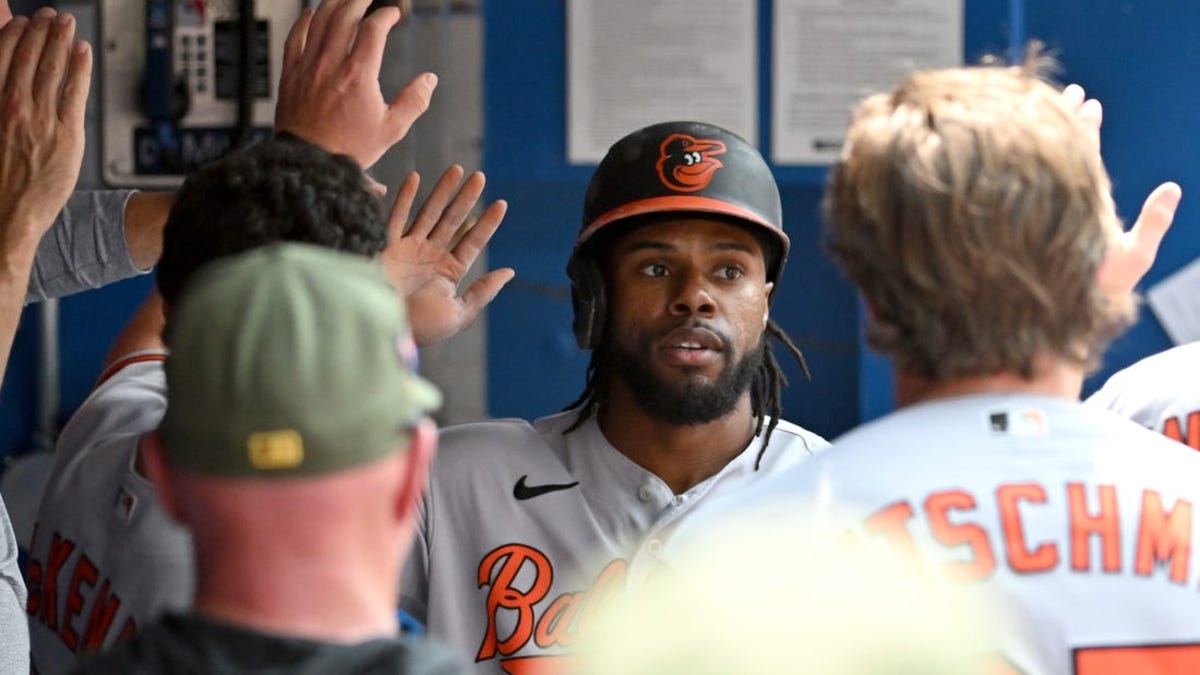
[23,190,174,304]
[381,165,514,347]
[1061,83,1183,294]
[122,0,438,279]
[122,191,176,270]
[102,290,166,371]
[100,165,515,370]
[36,0,434,308]
[0,9,91,384]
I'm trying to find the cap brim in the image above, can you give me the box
[578,196,790,250]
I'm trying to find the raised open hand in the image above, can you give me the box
[1098,181,1182,295]
[275,0,436,171]
[0,7,91,386]
[0,8,90,246]
[1061,85,1183,294]
[381,165,514,347]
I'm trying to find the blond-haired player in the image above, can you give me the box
[686,51,1198,674]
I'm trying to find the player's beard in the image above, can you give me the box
[607,334,763,426]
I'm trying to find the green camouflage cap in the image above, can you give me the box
[161,243,441,477]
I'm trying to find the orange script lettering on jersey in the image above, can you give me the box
[475,543,626,668]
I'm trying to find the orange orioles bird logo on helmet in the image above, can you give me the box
[655,133,726,193]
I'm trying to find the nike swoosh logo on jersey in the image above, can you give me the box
[513,475,580,500]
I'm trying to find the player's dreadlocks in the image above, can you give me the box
[564,319,810,471]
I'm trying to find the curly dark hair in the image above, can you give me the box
[156,133,387,304]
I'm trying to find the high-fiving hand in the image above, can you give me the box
[275,0,436,173]
[0,6,91,387]
[1061,83,1182,295]
[0,8,90,242]
[381,165,514,347]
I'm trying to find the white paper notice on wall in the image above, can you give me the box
[1147,257,1200,345]
[771,0,963,165]
[566,0,758,164]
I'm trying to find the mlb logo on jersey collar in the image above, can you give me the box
[985,407,1049,438]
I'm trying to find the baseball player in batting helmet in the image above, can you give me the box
[565,120,810,467]
[400,120,829,673]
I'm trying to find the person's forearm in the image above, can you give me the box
[103,290,167,370]
[0,224,43,385]
[123,191,175,271]
[25,190,158,304]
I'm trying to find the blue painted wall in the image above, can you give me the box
[1,277,154,460]
[1025,1,1200,395]
[858,3,1200,424]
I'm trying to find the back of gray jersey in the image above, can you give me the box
[1087,342,1200,450]
[718,393,1200,674]
[26,354,193,675]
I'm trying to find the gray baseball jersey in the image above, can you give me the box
[697,393,1200,674]
[399,410,828,674]
[1086,342,1200,451]
[26,352,193,675]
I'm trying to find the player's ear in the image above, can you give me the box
[762,282,773,328]
[140,431,187,525]
[393,418,437,521]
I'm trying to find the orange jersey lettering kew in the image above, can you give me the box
[25,527,137,657]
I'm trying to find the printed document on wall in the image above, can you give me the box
[772,0,962,164]
[567,0,757,164]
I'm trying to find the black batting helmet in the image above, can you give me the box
[567,121,787,350]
